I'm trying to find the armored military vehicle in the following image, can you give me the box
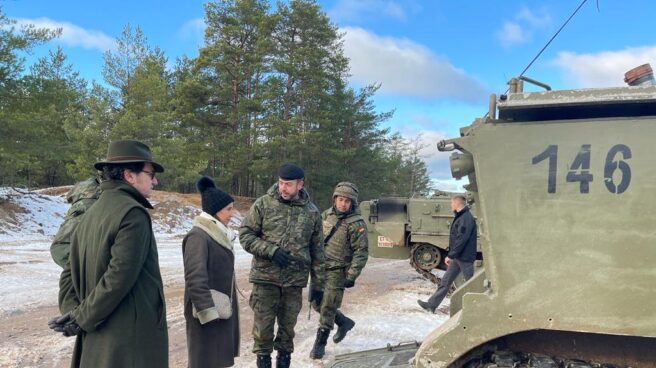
[328,65,656,367]
[361,192,482,284]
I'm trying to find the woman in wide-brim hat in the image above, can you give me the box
[182,176,240,368]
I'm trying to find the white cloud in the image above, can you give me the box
[398,127,452,179]
[382,2,407,21]
[329,0,420,22]
[496,6,551,47]
[496,21,528,47]
[398,127,470,192]
[179,17,205,42]
[342,27,487,102]
[553,46,656,88]
[13,17,115,51]
[517,7,552,28]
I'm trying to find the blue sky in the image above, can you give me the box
[5,0,656,190]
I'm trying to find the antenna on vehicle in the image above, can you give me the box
[503,0,592,95]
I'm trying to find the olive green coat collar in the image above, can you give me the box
[100,180,153,209]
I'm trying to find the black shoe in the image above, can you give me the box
[309,327,330,359]
[333,311,355,344]
[417,299,436,313]
[257,354,272,368]
[276,351,291,368]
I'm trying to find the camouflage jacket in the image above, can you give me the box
[322,207,369,282]
[51,177,102,268]
[240,184,325,290]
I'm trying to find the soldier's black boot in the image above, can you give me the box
[333,311,355,344]
[256,354,272,368]
[276,351,291,368]
[310,327,330,359]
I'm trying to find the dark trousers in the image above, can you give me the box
[427,259,474,309]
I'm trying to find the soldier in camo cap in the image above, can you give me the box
[309,181,368,360]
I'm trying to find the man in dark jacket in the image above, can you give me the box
[240,163,325,368]
[417,194,476,313]
[49,140,169,368]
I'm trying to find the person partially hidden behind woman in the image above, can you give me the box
[183,176,240,367]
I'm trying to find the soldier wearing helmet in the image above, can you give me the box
[309,182,369,360]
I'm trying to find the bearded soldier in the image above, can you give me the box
[310,182,368,360]
[240,163,325,368]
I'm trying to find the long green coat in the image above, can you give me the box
[58,180,168,368]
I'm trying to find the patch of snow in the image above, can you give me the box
[149,199,198,235]
[0,240,61,315]
[0,187,246,241]
[0,188,69,242]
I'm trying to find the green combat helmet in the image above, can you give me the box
[333,182,359,207]
[50,177,102,268]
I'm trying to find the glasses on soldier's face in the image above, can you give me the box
[141,170,156,180]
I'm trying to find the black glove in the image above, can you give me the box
[48,312,73,332]
[343,279,355,288]
[309,289,324,305]
[48,311,83,337]
[62,321,82,337]
[271,248,290,268]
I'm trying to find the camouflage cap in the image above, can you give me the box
[333,182,359,205]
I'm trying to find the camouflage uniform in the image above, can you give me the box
[310,182,368,359]
[239,183,325,356]
[313,206,368,328]
[50,177,102,268]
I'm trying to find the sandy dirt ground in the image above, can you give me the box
[0,238,446,368]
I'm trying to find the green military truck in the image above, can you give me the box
[329,65,656,367]
[361,191,482,285]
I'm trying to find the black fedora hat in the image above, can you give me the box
[94,140,164,172]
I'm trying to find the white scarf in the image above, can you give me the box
[192,212,236,251]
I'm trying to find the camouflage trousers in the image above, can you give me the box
[312,268,346,330]
[249,283,303,355]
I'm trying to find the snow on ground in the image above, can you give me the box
[0,188,449,368]
[0,240,61,315]
[234,259,446,368]
[0,188,70,242]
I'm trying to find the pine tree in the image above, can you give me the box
[22,48,88,186]
[0,8,61,186]
[196,0,274,195]
[64,82,118,180]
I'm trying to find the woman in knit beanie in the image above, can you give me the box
[182,176,240,367]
